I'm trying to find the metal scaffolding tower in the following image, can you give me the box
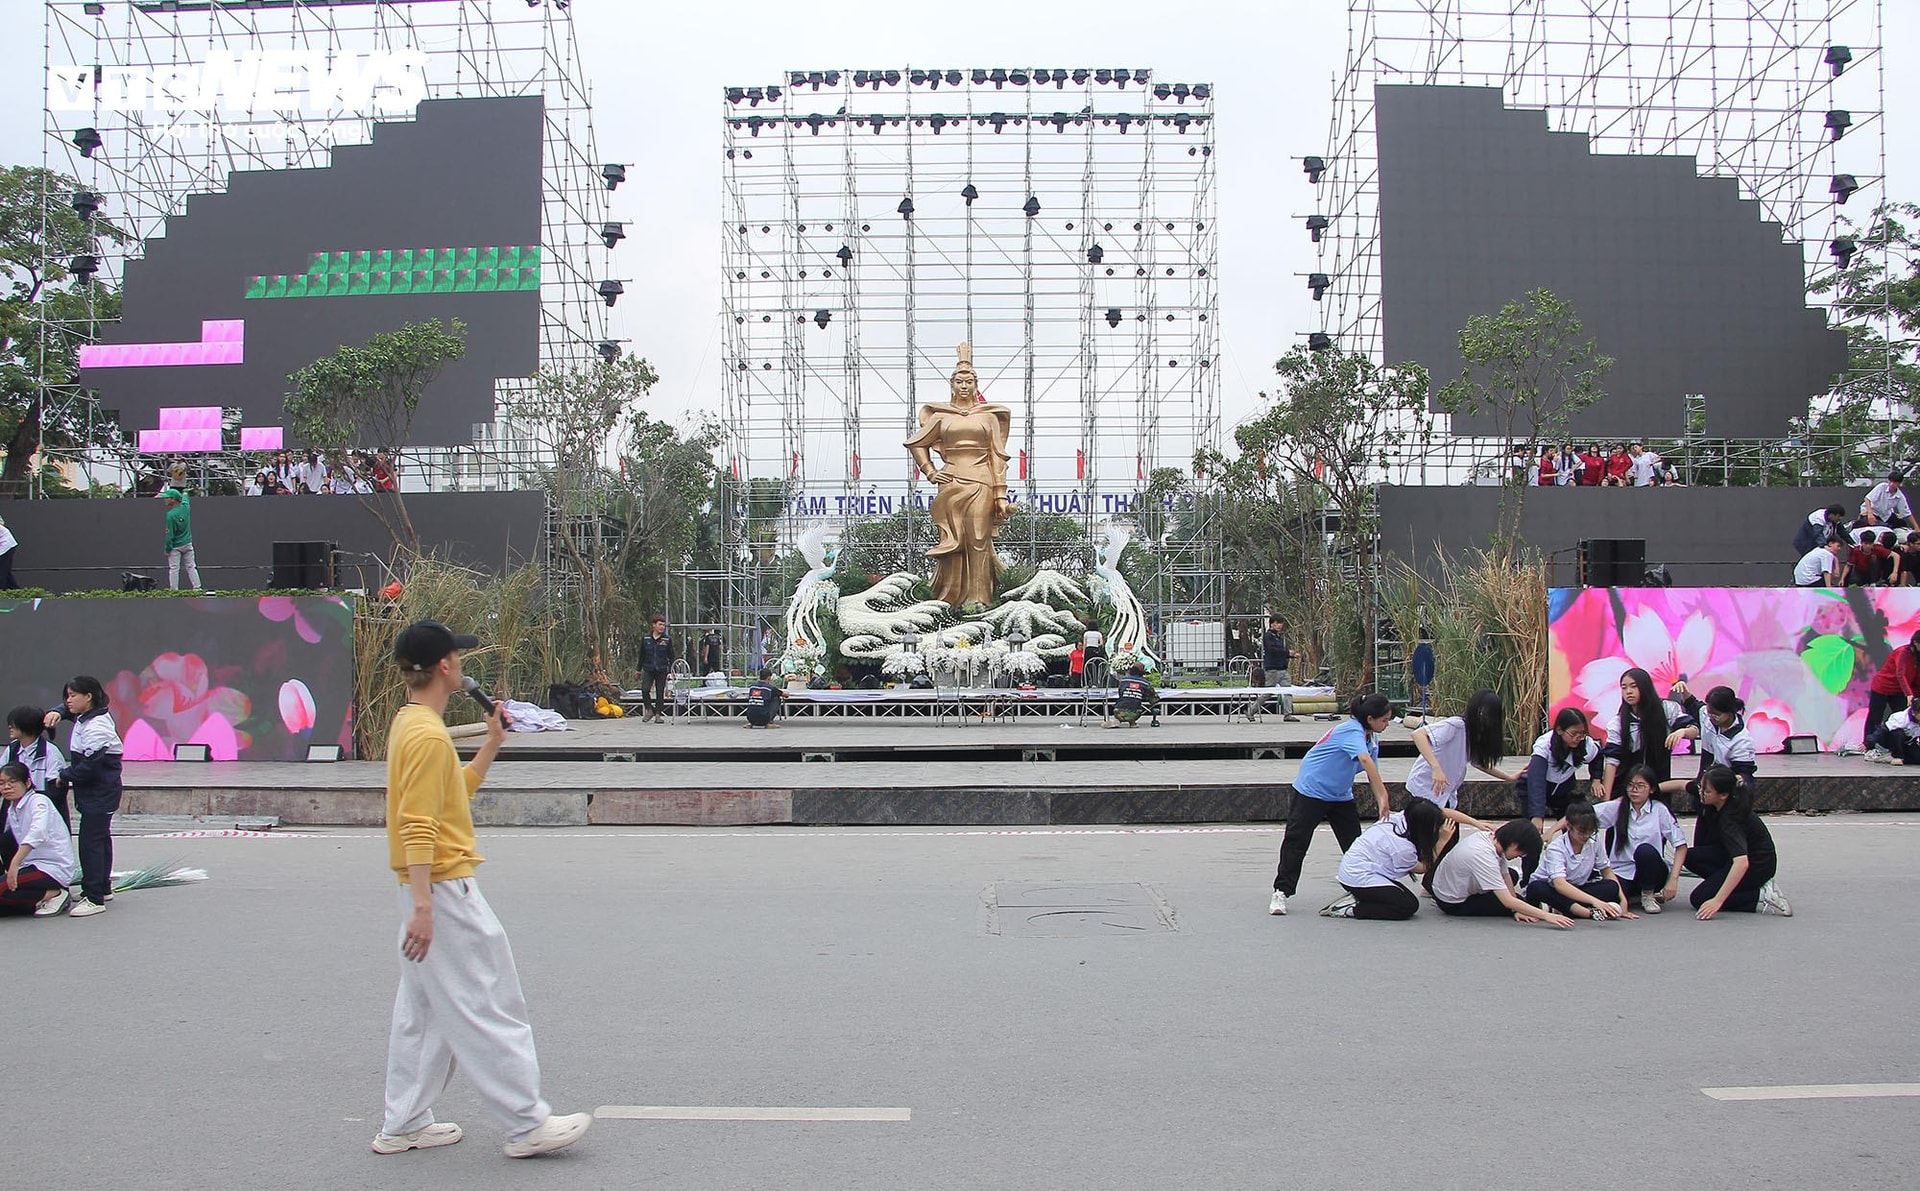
[1312,0,1889,483]
[37,0,615,495]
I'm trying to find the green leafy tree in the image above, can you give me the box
[1233,346,1434,691]
[284,318,467,551]
[1807,200,1920,477]
[1437,288,1612,552]
[0,164,129,497]
[611,411,722,664]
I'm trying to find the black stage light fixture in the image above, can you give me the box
[814,309,831,329]
[597,341,621,363]
[71,190,102,219]
[599,221,625,248]
[897,196,914,217]
[1307,272,1330,300]
[1302,155,1326,183]
[961,183,979,205]
[597,279,624,306]
[1642,564,1674,588]
[1825,45,1852,77]
[69,254,98,281]
[1825,109,1851,141]
[1105,307,1122,328]
[1830,236,1857,269]
[1023,196,1041,217]
[835,244,852,265]
[1095,69,1112,85]
[601,162,626,190]
[173,743,212,762]
[83,2,105,13]
[305,744,343,762]
[1830,174,1860,204]
[1308,332,1333,352]
[1086,243,1104,264]
[1193,84,1210,99]
[72,127,103,157]
[1304,213,1330,242]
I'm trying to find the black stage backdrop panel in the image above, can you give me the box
[0,595,356,760]
[0,491,544,592]
[81,96,543,447]
[1374,84,1847,438]
[1377,484,1865,588]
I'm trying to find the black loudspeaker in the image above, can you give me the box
[1579,538,1648,586]
[271,541,335,589]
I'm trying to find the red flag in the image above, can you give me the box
[790,450,800,477]
[851,451,861,480]
[1018,449,1027,480]
[730,456,740,481]
[1313,455,1325,480]
[1076,449,1086,480]
[1137,454,1145,480]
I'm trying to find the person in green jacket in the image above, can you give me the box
[160,488,200,589]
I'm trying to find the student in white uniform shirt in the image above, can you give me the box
[1516,706,1607,829]
[1627,443,1661,487]
[1429,820,1573,927]
[1594,764,1688,915]
[1321,799,1451,921]
[1859,470,1912,529]
[1661,684,1757,803]
[1523,800,1632,921]
[1600,667,1694,800]
[1793,539,1846,587]
[1405,689,1516,831]
[0,761,76,917]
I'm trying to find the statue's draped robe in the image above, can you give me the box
[905,400,1011,608]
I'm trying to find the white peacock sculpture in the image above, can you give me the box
[1093,522,1159,670]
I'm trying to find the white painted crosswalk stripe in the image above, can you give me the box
[1702,1083,1920,1101]
[594,1105,911,1122]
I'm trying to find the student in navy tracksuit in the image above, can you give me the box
[743,668,783,729]
[43,675,122,917]
[1659,683,1757,807]
[1268,694,1393,916]
[1515,706,1606,829]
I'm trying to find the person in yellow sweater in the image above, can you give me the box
[374,619,592,1160]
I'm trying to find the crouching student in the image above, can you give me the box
[1685,766,1791,918]
[1594,765,1688,914]
[1517,706,1607,830]
[1662,683,1757,805]
[1108,663,1157,728]
[1321,799,1451,921]
[1864,708,1919,765]
[1524,800,1632,922]
[743,668,783,729]
[1,762,76,917]
[1429,819,1573,928]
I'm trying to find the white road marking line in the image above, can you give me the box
[594,1105,910,1122]
[1703,1083,1920,1101]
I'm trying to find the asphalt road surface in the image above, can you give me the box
[12,815,1917,1190]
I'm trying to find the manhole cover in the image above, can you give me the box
[984,882,1177,936]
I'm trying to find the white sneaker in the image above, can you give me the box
[1267,890,1289,916]
[503,1112,592,1159]
[1865,746,1895,764]
[1757,879,1793,917]
[35,889,70,917]
[68,898,107,918]
[372,1121,463,1154]
[1319,894,1358,918]
[1639,891,1662,915]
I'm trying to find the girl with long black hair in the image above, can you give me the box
[1322,798,1452,921]
[1600,667,1693,800]
[1662,683,1757,803]
[1594,764,1688,915]
[1405,689,1515,830]
[1686,766,1790,918]
[1516,706,1607,829]
[42,675,122,917]
[1268,693,1393,916]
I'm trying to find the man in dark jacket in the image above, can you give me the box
[1261,616,1298,720]
[699,628,723,675]
[637,616,675,723]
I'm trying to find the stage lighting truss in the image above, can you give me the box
[37,0,619,498]
[709,66,1225,647]
[1312,0,1890,488]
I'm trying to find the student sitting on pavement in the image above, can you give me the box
[1428,819,1573,928]
[743,668,783,729]
[1523,800,1633,923]
[1108,663,1158,728]
[1,761,76,918]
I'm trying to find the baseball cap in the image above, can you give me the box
[393,619,480,671]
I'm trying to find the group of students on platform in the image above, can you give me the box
[0,677,125,920]
[1266,669,1791,927]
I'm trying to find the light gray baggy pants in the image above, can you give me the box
[167,543,200,589]
[382,878,551,1139]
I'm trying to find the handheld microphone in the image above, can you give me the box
[460,676,497,716]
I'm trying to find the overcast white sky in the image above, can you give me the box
[1,0,1913,437]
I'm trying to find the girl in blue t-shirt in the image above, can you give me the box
[1269,693,1393,915]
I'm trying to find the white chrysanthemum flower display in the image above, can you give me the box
[1001,569,1088,607]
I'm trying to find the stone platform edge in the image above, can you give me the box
[118,776,1919,828]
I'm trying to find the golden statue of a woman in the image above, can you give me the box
[905,343,1012,608]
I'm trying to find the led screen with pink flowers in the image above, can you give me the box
[1549,587,1920,753]
[0,594,355,761]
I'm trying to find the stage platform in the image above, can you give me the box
[657,684,1330,720]
[118,745,1920,827]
